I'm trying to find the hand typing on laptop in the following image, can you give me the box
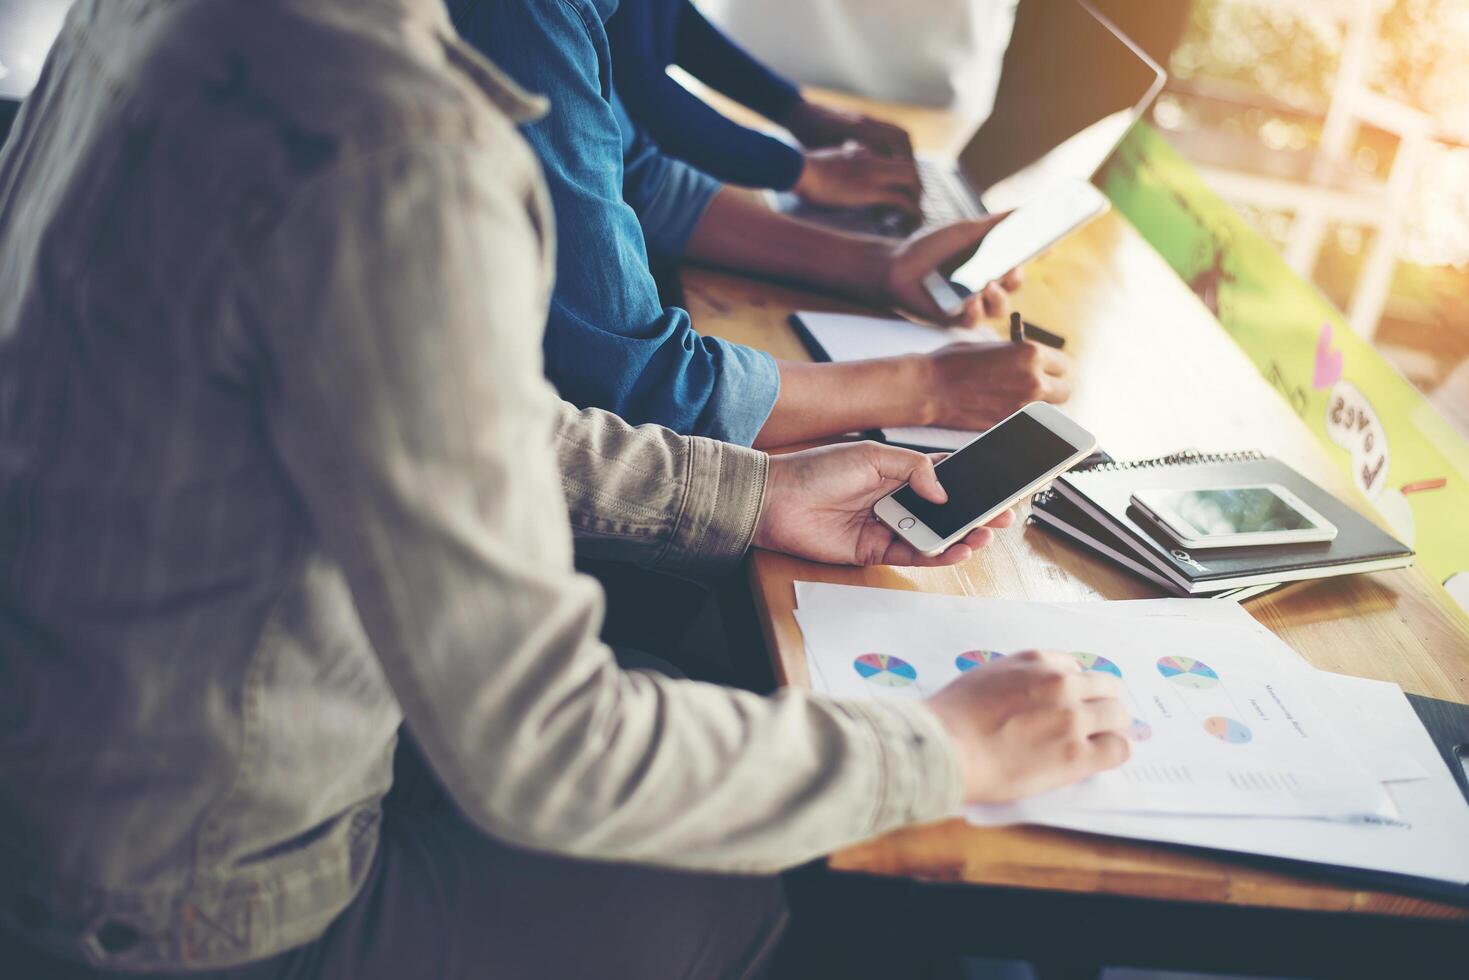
[793,142,922,223]
[780,98,915,160]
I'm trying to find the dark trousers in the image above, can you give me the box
[1,730,789,980]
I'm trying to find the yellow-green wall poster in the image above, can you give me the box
[1098,123,1469,617]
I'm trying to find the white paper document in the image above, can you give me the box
[793,311,1000,450]
[1036,675,1469,887]
[794,582,1469,886]
[796,584,1391,821]
[1321,672,1430,784]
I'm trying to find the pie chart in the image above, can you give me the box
[1128,718,1153,742]
[1203,716,1252,744]
[1156,656,1220,689]
[853,653,918,688]
[955,649,1005,672]
[1071,651,1122,678]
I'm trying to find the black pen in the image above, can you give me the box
[1009,311,1066,349]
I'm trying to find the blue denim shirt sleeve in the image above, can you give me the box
[613,93,722,261]
[450,0,778,445]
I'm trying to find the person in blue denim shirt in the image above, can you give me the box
[451,0,1071,449]
[606,0,925,217]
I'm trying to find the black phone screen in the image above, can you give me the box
[891,413,1078,538]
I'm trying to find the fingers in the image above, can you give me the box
[910,536,979,567]
[855,117,914,158]
[1077,690,1132,734]
[872,190,922,221]
[878,533,971,568]
[940,291,987,329]
[875,538,931,567]
[843,146,919,190]
[800,144,920,211]
[1034,344,1070,377]
[1072,667,1126,701]
[1033,369,1072,405]
[984,508,1017,529]
[979,282,1010,318]
[1082,732,1132,774]
[861,443,948,504]
[935,286,991,328]
[1015,344,1072,402]
[893,511,1013,566]
[931,216,1005,277]
[900,452,947,505]
[889,525,997,567]
[868,149,921,187]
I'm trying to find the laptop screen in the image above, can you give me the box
[959,0,1166,211]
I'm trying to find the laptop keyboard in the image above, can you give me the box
[917,158,983,228]
[866,158,985,236]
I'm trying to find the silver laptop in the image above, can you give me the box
[779,0,1167,237]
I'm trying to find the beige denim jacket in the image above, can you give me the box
[0,0,962,971]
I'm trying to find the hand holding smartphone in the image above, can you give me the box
[923,181,1111,317]
[875,403,1098,556]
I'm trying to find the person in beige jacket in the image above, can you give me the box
[0,1,1130,977]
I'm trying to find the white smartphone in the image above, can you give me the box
[922,180,1111,316]
[1130,484,1338,549]
[874,402,1098,557]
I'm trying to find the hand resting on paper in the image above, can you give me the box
[926,651,1132,804]
[753,441,1014,566]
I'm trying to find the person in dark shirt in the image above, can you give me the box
[450,0,1070,451]
[606,0,922,217]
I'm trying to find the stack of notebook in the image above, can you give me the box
[1031,450,1415,598]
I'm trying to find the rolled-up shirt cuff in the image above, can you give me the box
[637,158,723,261]
[837,698,965,830]
[696,343,779,446]
[659,436,768,573]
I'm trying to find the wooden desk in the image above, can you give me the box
[680,87,1469,970]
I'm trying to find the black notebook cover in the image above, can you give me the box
[1029,488,1277,601]
[1049,451,1414,592]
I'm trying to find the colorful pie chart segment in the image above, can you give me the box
[1071,651,1122,678]
[955,649,1005,672]
[1128,718,1153,742]
[1157,655,1221,689]
[1203,716,1252,744]
[853,653,918,688]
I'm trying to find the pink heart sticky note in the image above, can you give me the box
[1314,321,1344,389]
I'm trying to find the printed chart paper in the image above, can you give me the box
[796,583,1469,887]
[1036,672,1469,887]
[795,584,1390,821]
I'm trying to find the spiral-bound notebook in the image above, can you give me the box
[1032,450,1414,594]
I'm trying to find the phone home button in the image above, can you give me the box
[898,518,916,530]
